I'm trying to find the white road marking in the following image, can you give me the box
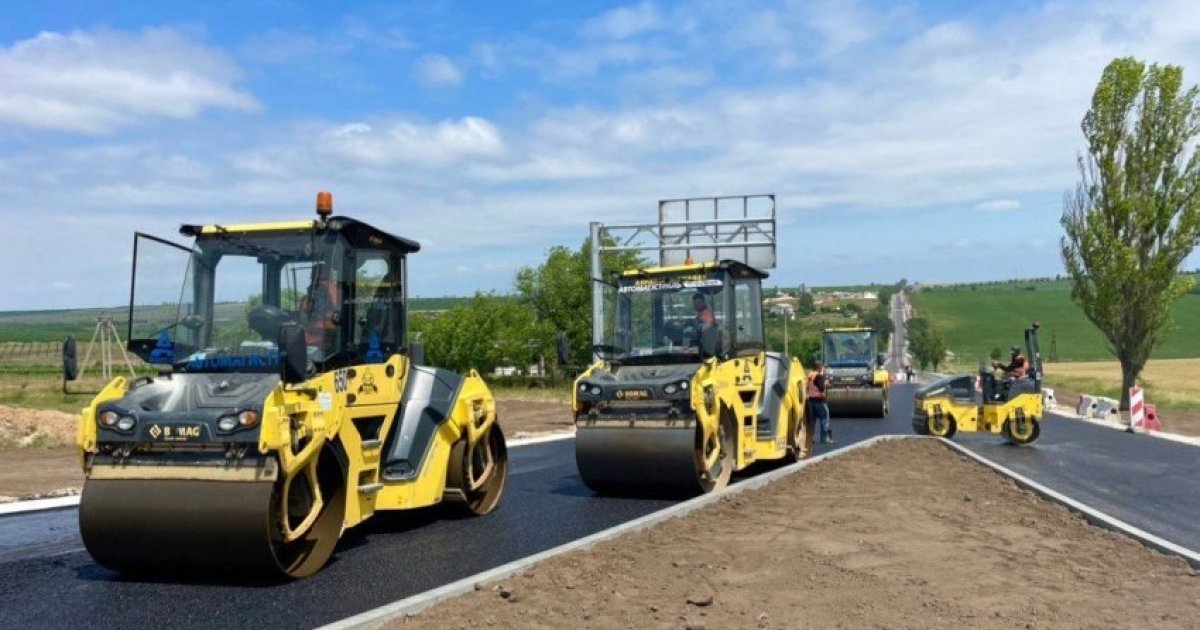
[0,432,578,516]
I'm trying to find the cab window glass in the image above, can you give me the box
[354,252,402,360]
[732,279,764,353]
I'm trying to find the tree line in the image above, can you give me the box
[411,242,907,375]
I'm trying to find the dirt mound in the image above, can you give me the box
[394,439,1200,629]
[0,405,76,448]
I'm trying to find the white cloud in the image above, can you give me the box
[414,54,464,87]
[7,0,1200,309]
[975,199,1022,212]
[321,117,504,166]
[0,27,257,134]
[583,2,665,39]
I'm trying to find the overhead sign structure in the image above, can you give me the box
[589,194,778,352]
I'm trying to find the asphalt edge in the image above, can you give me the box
[316,434,904,630]
[0,432,578,517]
[940,438,1200,569]
[1047,407,1200,447]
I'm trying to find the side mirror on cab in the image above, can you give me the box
[555,331,569,367]
[408,340,426,366]
[280,324,308,385]
[62,336,79,382]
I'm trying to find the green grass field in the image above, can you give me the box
[911,279,1200,363]
[0,296,479,344]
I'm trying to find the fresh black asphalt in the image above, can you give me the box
[1,384,1198,629]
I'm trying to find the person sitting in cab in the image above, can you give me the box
[990,345,1030,400]
[688,292,719,355]
[993,346,1028,379]
[300,264,341,356]
[692,292,715,329]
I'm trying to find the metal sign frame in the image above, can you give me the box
[589,194,777,353]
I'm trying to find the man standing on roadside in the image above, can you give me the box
[807,360,833,444]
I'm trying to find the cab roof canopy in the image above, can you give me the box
[620,259,768,280]
[180,216,421,254]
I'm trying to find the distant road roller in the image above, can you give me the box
[912,323,1044,445]
[821,327,889,418]
[69,193,507,579]
[574,260,807,495]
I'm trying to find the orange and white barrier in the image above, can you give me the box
[1130,387,1165,432]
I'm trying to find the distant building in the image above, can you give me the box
[769,303,795,319]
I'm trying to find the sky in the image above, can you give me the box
[1,0,1199,310]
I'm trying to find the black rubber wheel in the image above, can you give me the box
[1005,415,1040,445]
[926,409,957,438]
[695,415,734,493]
[447,423,509,515]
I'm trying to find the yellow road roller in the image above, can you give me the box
[574,260,807,495]
[912,323,1044,445]
[70,192,507,579]
[821,327,889,418]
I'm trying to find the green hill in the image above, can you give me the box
[911,279,1200,363]
[0,296,482,343]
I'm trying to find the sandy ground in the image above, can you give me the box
[0,404,77,448]
[0,400,570,501]
[392,439,1200,630]
[495,399,572,437]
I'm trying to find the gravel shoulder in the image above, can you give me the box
[0,400,570,501]
[392,439,1200,630]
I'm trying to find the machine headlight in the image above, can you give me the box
[217,410,260,434]
[237,410,259,428]
[664,380,690,396]
[99,411,119,427]
[115,416,136,432]
[578,382,602,397]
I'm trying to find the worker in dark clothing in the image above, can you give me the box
[806,361,832,445]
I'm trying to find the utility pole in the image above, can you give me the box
[783,315,790,358]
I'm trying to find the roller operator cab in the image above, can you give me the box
[912,323,1044,445]
[73,193,508,579]
[574,261,807,496]
[821,328,889,418]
